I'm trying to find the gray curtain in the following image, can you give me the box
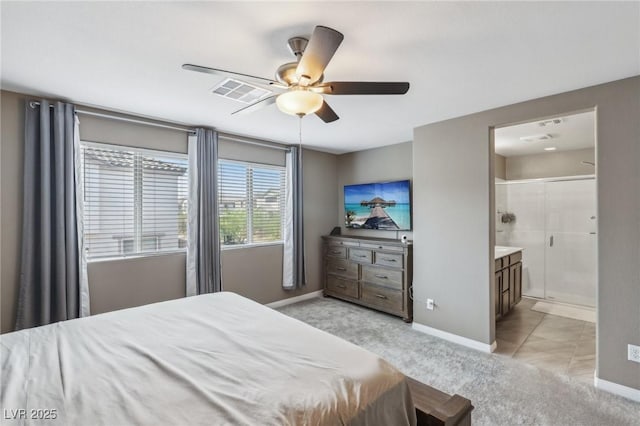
[186,128,222,295]
[16,100,81,330]
[283,145,306,289]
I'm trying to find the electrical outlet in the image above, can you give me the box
[426,299,435,310]
[628,344,640,363]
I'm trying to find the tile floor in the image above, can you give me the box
[495,297,596,384]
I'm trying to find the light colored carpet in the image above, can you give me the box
[277,297,639,426]
[531,301,596,323]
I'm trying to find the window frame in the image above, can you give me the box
[218,158,286,250]
[79,140,189,262]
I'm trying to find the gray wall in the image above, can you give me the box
[88,255,187,314]
[505,148,595,180]
[337,141,413,240]
[415,118,493,344]
[413,76,640,390]
[0,90,337,332]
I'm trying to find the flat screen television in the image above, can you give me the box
[344,179,411,230]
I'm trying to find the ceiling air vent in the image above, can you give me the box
[519,134,554,142]
[211,78,271,104]
[538,118,564,127]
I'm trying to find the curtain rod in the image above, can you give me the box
[28,101,291,151]
[29,101,196,134]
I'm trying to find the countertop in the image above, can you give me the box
[495,246,523,258]
[323,234,413,246]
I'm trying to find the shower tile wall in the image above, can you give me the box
[495,179,508,245]
[498,182,546,298]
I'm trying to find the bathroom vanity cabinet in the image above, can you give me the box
[495,249,522,319]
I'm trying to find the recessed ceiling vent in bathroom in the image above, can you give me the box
[538,118,564,127]
[519,134,554,142]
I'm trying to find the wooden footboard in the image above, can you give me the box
[407,376,473,426]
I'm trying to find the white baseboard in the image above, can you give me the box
[594,375,640,402]
[412,322,497,353]
[266,290,323,309]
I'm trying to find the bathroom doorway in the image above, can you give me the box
[492,110,597,383]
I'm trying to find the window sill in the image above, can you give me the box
[221,242,283,251]
[87,250,186,264]
[87,243,284,261]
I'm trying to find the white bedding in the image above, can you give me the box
[1,292,416,425]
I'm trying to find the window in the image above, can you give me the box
[218,159,286,247]
[80,142,188,260]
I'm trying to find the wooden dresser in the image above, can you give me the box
[322,235,413,322]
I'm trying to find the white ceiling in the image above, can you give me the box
[1,2,638,154]
[495,110,595,157]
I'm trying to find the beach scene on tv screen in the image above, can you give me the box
[344,180,411,230]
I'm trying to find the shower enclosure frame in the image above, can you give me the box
[496,174,597,307]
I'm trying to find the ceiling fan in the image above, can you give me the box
[182,25,410,123]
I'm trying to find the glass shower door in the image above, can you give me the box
[544,179,597,307]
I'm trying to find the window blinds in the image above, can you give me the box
[218,159,286,246]
[80,142,188,260]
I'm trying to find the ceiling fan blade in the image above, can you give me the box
[231,95,278,115]
[319,81,410,95]
[182,64,279,86]
[315,100,339,123]
[296,26,344,85]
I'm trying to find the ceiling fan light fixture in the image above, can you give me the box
[276,89,323,116]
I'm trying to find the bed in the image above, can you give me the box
[1,292,418,425]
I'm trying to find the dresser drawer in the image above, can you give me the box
[325,245,347,258]
[361,283,403,313]
[495,258,503,271]
[360,242,405,252]
[508,251,522,265]
[334,239,359,247]
[374,252,403,268]
[326,275,358,299]
[349,248,372,263]
[326,258,358,279]
[362,265,403,290]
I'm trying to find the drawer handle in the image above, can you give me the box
[336,267,347,271]
[375,274,388,279]
[337,284,347,289]
[331,250,342,254]
[382,258,397,262]
[355,254,367,258]
[375,294,388,299]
